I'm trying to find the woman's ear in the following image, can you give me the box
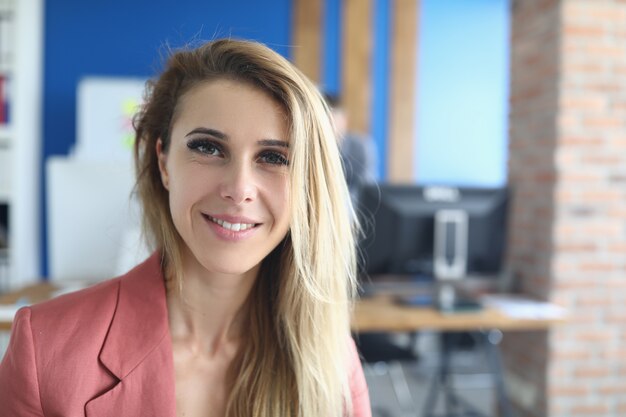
[156,139,170,190]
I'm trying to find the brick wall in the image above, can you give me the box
[505,0,626,416]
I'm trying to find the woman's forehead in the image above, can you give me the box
[173,79,290,141]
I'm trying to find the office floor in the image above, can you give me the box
[363,332,495,417]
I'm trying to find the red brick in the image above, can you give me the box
[561,97,606,112]
[559,135,605,146]
[551,348,593,361]
[599,348,626,361]
[549,385,589,397]
[574,294,611,308]
[571,404,610,415]
[607,243,626,253]
[579,262,619,272]
[584,116,624,128]
[572,329,614,342]
[555,242,597,253]
[572,366,611,378]
[564,24,607,38]
[580,190,623,202]
[598,384,626,395]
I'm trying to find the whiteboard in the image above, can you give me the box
[75,76,148,161]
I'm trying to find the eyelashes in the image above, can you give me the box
[258,151,289,166]
[187,138,222,156]
[186,138,289,166]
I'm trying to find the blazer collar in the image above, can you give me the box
[86,252,176,416]
[99,252,170,379]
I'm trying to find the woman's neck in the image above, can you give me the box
[165,256,258,357]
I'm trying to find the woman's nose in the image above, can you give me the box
[219,162,258,204]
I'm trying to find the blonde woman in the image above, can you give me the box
[0,39,371,416]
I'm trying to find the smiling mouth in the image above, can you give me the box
[204,215,258,232]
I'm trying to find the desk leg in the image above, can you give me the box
[442,334,460,416]
[422,333,454,416]
[422,358,440,417]
[480,330,514,417]
[423,331,512,417]
[422,333,475,417]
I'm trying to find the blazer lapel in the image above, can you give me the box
[85,253,176,417]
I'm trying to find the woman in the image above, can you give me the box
[0,39,371,416]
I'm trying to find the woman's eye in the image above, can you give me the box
[259,151,289,166]
[187,139,222,156]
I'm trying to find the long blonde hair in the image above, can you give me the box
[134,38,358,416]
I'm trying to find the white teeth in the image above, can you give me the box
[209,216,255,231]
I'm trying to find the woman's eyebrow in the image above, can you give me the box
[185,127,228,140]
[185,127,288,148]
[258,139,289,148]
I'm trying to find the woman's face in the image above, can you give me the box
[157,79,291,277]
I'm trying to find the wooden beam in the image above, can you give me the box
[292,0,323,83]
[388,0,418,182]
[342,0,373,134]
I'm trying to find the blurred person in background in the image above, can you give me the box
[324,92,379,204]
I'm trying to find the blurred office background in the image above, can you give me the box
[1,0,626,416]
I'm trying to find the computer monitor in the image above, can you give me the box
[356,183,509,278]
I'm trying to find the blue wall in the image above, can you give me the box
[416,0,509,186]
[42,0,291,275]
[40,0,509,275]
[370,0,391,180]
[322,0,341,95]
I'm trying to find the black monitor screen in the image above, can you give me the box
[356,184,509,277]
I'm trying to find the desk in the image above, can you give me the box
[353,294,564,417]
[353,294,560,333]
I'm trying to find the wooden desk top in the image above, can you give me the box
[1,283,563,333]
[0,282,63,331]
[352,295,562,333]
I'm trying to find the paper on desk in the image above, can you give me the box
[480,294,568,320]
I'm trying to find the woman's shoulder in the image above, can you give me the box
[21,277,123,350]
[5,276,124,387]
[27,252,162,324]
[28,277,121,320]
[5,254,167,397]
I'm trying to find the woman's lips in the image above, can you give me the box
[201,214,261,241]
[205,215,256,231]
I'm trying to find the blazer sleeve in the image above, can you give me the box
[348,338,372,417]
[0,307,45,416]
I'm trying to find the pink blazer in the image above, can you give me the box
[0,254,371,416]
